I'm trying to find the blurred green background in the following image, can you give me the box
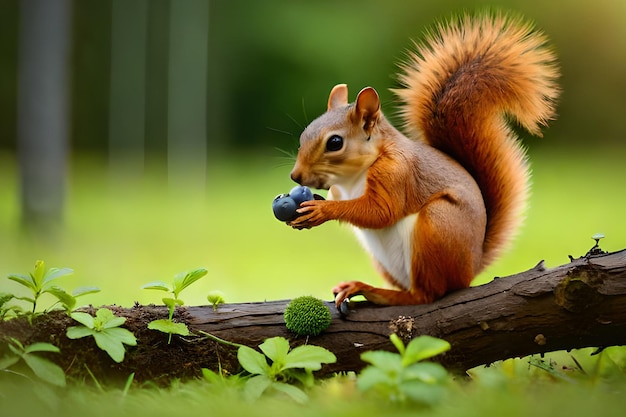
[0,0,624,309]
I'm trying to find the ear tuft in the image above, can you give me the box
[327,84,349,110]
[355,87,380,133]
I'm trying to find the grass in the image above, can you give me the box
[1,151,378,307]
[0,145,626,415]
[1,146,624,308]
[2,350,626,417]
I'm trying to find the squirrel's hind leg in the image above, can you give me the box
[410,190,485,297]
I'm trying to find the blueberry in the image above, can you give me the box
[289,185,314,206]
[272,194,298,222]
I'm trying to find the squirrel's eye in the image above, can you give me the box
[325,135,344,152]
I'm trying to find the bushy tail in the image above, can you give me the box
[395,12,560,269]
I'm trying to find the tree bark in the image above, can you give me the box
[2,248,626,384]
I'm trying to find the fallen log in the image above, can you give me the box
[1,246,625,384]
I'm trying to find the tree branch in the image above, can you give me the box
[2,248,625,384]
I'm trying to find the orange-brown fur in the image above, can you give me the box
[288,12,560,307]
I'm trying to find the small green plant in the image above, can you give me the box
[7,260,99,314]
[66,308,137,363]
[0,338,66,386]
[237,336,337,403]
[356,334,450,405]
[207,290,225,311]
[0,292,22,318]
[283,296,332,336]
[201,367,244,389]
[142,268,208,342]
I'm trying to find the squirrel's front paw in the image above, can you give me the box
[333,281,365,308]
[287,200,328,229]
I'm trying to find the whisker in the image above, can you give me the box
[285,112,304,131]
[274,147,296,159]
[301,97,309,125]
[266,126,294,137]
[271,160,297,170]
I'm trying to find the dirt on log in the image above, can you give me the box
[1,247,626,384]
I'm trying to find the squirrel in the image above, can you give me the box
[287,13,560,308]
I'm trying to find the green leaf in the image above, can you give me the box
[44,286,76,311]
[15,296,35,304]
[123,373,135,397]
[403,362,449,384]
[172,272,185,293]
[66,326,96,339]
[94,307,115,320]
[390,333,406,355]
[42,267,74,286]
[284,368,315,387]
[259,336,290,365]
[207,290,225,310]
[237,345,270,375]
[0,292,15,307]
[284,345,337,371]
[8,343,22,356]
[92,332,125,363]
[141,281,171,292]
[360,350,403,373]
[72,286,101,297]
[402,336,450,366]
[94,308,126,329]
[3,305,24,316]
[399,380,446,405]
[22,354,66,387]
[201,368,222,384]
[8,338,24,351]
[147,319,190,336]
[271,381,309,403]
[70,311,95,328]
[102,315,126,329]
[104,327,137,347]
[356,365,394,392]
[163,297,183,309]
[7,274,36,292]
[32,260,46,288]
[92,328,137,363]
[243,375,272,401]
[173,268,207,298]
[0,354,20,370]
[24,342,60,354]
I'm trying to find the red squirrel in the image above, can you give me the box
[287,13,560,307]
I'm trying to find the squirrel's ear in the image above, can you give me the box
[327,84,349,110]
[354,87,380,133]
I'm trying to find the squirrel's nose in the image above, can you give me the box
[290,170,302,185]
[290,163,303,184]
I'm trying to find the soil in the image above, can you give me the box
[0,305,240,385]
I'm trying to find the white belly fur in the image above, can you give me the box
[352,215,417,290]
[329,179,416,291]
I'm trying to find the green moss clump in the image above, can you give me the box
[283,296,332,336]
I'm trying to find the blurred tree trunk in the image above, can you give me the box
[145,0,170,159]
[167,0,209,193]
[108,0,148,182]
[17,0,71,233]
